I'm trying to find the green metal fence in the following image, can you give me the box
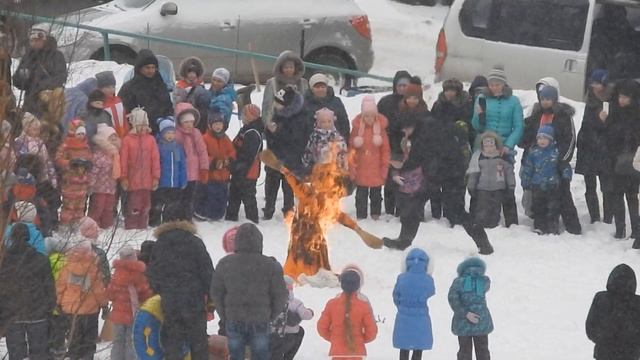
[1,10,394,83]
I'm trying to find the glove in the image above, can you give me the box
[199,170,209,183]
[101,306,111,320]
[466,312,480,324]
[392,175,405,186]
[121,179,129,191]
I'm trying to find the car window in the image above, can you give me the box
[486,0,589,51]
[459,0,494,39]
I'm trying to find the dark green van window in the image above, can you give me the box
[460,0,589,51]
[486,0,589,50]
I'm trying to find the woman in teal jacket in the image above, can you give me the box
[471,69,524,151]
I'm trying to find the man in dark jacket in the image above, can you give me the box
[383,113,492,254]
[210,223,288,360]
[146,221,215,360]
[226,104,264,223]
[118,49,174,135]
[12,28,67,115]
[304,73,350,140]
[431,78,473,226]
[586,264,640,360]
[519,79,581,235]
[0,222,56,359]
[377,70,411,216]
[263,86,311,220]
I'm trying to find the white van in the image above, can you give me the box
[435,0,640,100]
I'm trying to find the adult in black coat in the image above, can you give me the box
[210,223,288,360]
[146,221,215,360]
[263,86,311,219]
[226,106,264,223]
[377,70,411,215]
[304,74,350,141]
[12,30,67,116]
[586,264,640,360]
[576,71,612,224]
[519,79,581,234]
[382,113,492,254]
[118,49,174,135]
[431,78,473,225]
[603,79,640,241]
[0,222,56,359]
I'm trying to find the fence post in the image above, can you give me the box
[101,32,110,61]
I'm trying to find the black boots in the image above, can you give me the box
[463,220,494,255]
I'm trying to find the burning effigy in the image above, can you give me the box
[260,149,382,287]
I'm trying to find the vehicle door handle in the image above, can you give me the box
[564,59,578,72]
[220,21,236,31]
[300,18,318,29]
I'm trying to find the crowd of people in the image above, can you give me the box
[1,27,640,360]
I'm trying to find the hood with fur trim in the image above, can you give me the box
[273,50,305,84]
[153,220,198,239]
[457,257,486,277]
[178,56,205,79]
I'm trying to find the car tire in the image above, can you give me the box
[304,51,355,90]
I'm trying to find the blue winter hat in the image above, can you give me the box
[538,85,558,103]
[158,117,176,136]
[15,168,35,185]
[589,69,609,86]
[537,125,554,141]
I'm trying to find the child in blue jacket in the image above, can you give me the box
[149,117,187,226]
[392,248,435,360]
[448,257,493,360]
[209,68,237,129]
[520,125,572,234]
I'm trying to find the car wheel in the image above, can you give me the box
[304,52,355,90]
[93,46,136,65]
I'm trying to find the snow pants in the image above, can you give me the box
[110,324,136,360]
[5,319,49,360]
[66,312,99,360]
[124,190,150,230]
[457,335,490,360]
[531,186,561,234]
[160,295,209,360]
[88,192,116,229]
[355,186,382,219]
[584,174,612,223]
[269,327,305,360]
[558,179,582,234]
[264,167,294,218]
[149,187,183,227]
[471,190,503,228]
[226,177,259,223]
[194,181,229,221]
[180,181,197,221]
[384,170,399,215]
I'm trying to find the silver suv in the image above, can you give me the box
[47,0,374,85]
[435,0,640,100]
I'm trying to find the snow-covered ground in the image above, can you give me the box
[4,0,639,359]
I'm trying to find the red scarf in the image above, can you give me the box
[539,113,554,127]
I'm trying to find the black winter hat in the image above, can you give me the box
[340,269,361,294]
[469,76,488,97]
[234,223,263,253]
[274,86,297,107]
[88,89,106,104]
[95,71,116,88]
[138,240,156,265]
[135,49,159,72]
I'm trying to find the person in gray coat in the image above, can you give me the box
[467,131,516,228]
[210,223,288,360]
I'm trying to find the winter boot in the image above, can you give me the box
[262,207,274,220]
[464,220,494,255]
[383,237,412,251]
[633,237,640,249]
[614,225,626,239]
[586,192,601,223]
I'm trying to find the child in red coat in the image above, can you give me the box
[317,266,378,360]
[120,107,160,230]
[96,71,129,139]
[194,112,236,221]
[349,95,391,220]
[107,246,153,360]
[55,119,93,224]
